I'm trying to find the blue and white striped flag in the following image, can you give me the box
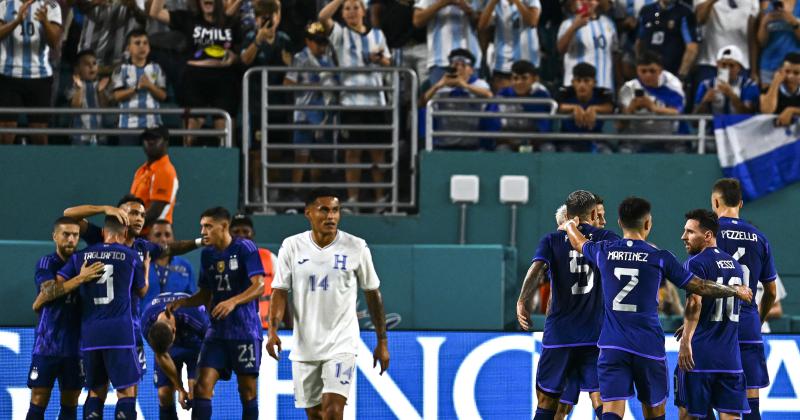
[714,114,800,201]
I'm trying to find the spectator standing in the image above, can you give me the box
[149,0,242,146]
[761,52,800,125]
[370,0,427,81]
[556,0,617,90]
[284,22,336,189]
[319,0,392,209]
[75,0,147,72]
[495,59,552,150]
[67,49,110,145]
[477,0,541,90]
[618,50,685,152]
[421,48,493,150]
[112,29,167,145]
[613,0,656,81]
[557,62,614,152]
[694,0,758,84]
[0,0,62,145]
[757,0,800,85]
[142,219,196,312]
[413,0,482,85]
[129,126,179,227]
[694,45,759,114]
[146,0,189,98]
[636,0,698,81]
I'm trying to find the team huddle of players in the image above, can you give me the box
[519,178,776,420]
[25,188,389,420]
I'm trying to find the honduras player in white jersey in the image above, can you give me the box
[268,188,390,420]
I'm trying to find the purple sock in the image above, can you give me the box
[192,398,212,420]
[114,397,136,420]
[83,397,102,420]
[26,403,45,420]
[58,405,78,420]
[602,413,622,420]
[242,398,258,420]
[744,397,761,420]
[533,407,555,420]
[595,405,603,418]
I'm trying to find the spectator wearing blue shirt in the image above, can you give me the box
[496,60,552,150]
[557,62,614,152]
[757,0,800,85]
[142,219,195,312]
[761,52,800,126]
[694,45,759,115]
[636,0,698,80]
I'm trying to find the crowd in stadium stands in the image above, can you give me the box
[3,0,800,154]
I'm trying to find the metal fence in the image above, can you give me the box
[0,108,234,147]
[242,66,418,214]
[425,98,715,154]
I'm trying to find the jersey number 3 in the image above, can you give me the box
[94,264,115,305]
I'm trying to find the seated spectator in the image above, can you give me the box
[496,60,552,151]
[76,0,148,72]
[477,0,541,91]
[761,52,800,126]
[612,0,652,81]
[556,0,617,90]
[618,50,685,153]
[413,0,482,86]
[67,49,110,145]
[757,0,800,86]
[694,45,759,115]
[111,30,167,145]
[421,48,493,150]
[693,0,758,84]
[557,62,614,152]
[283,22,336,193]
[636,0,698,81]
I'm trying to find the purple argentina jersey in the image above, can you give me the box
[33,253,81,357]
[199,238,265,341]
[683,247,744,372]
[716,217,777,343]
[142,292,209,350]
[532,224,620,346]
[59,243,146,350]
[583,239,694,359]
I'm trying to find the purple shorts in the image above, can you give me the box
[198,338,261,381]
[597,347,668,406]
[536,345,599,399]
[27,354,84,390]
[675,368,749,417]
[740,342,769,389]
[83,348,141,390]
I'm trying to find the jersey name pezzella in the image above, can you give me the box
[719,230,758,242]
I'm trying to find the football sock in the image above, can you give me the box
[192,398,212,420]
[601,413,622,420]
[242,398,258,420]
[645,416,665,420]
[595,405,603,419]
[533,407,555,420]
[83,396,102,420]
[58,405,78,420]
[745,398,761,420]
[115,397,136,420]
[26,403,45,420]
[158,405,178,420]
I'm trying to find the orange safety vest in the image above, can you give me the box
[258,247,275,329]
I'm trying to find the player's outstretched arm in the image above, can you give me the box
[759,281,778,325]
[517,261,547,331]
[32,261,105,311]
[266,288,288,361]
[161,238,202,258]
[63,204,129,233]
[153,351,190,409]
[365,289,389,375]
[684,277,753,302]
[678,294,701,371]
[168,288,212,312]
[564,218,588,253]
[210,274,265,320]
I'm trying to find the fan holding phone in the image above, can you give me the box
[694,45,760,115]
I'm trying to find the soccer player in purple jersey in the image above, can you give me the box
[711,178,778,420]
[167,207,265,420]
[518,190,620,420]
[142,292,210,420]
[675,209,750,420]
[26,217,105,420]
[57,216,149,420]
[563,197,752,420]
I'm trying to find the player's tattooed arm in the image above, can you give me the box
[684,277,753,302]
[678,294,702,371]
[517,261,547,331]
[167,288,212,312]
[564,217,588,253]
[162,239,200,257]
[266,288,289,360]
[365,289,390,375]
[63,204,129,234]
[32,261,106,311]
[143,201,168,229]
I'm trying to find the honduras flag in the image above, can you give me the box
[714,114,800,201]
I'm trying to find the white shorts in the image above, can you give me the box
[292,353,356,408]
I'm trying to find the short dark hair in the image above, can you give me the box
[53,216,80,230]
[253,0,280,15]
[200,206,231,222]
[565,190,597,220]
[152,219,171,227]
[573,62,597,79]
[448,48,475,67]
[75,49,96,62]
[305,188,340,206]
[117,194,145,208]
[784,52,800,65]
[140,126,169,142]
[593,193,604,205]
[618,197,652,229]
[230,213,254,229]
[125,28,148,46]
[511,60,538,77]
[104,215,127,234]
[147,320,174,354]
[685,209,719,236]
[636,50,663,67]
[712,178,742,207]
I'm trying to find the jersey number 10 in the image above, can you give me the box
[711,276,742,322]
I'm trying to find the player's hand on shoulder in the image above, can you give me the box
[166,299,183,314]
[80,261,106,282]
[373,339,389,375]
[266,333,282,360]
[210,298,236,319]
[735,285,753,303]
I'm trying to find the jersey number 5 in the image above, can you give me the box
[569,250,594,295]
[612,268,639,312]
[94,264,115,305]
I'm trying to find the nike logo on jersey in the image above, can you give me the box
[298,259,309,264]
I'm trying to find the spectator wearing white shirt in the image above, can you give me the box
[477,0,541,91]
[694,0,759,84]
[319,0,392,210]
[413,0,482,85]
[556,0,617,90]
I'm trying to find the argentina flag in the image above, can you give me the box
[714,114,800,201]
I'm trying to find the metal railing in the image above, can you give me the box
[242,66,418,214]
[425,98,715,153]
[0,108,234,147]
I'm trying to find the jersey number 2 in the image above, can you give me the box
[612,268,639,312]
[94,264,115,305]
